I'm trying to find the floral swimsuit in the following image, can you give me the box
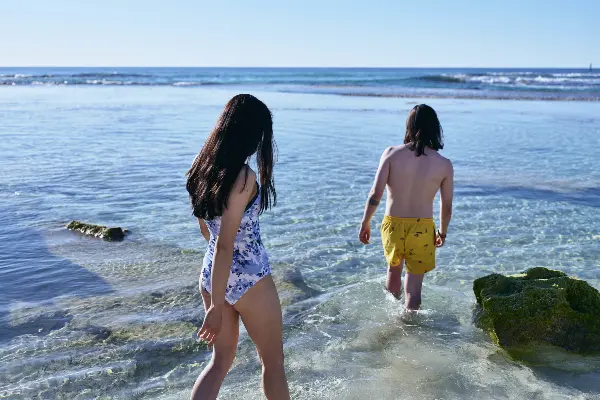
[200,187,271,304]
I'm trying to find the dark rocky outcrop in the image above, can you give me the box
[66,220,127,241]
[473,267,600,354]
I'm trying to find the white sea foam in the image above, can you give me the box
[172,81,200,86]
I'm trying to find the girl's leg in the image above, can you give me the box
[191,290,240,400]
[234,276,290,400]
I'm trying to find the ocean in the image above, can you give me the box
[1,68,599,399]
[1,67,600,101]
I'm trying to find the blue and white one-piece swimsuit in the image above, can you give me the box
[201,189,271,304]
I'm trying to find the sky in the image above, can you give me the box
[1,0,598,68]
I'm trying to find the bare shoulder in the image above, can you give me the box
[439,155,454,175]
[234,166,257,194]
[382,144,409,159]
[245,166,257,183]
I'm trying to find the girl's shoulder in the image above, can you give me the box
[231,165,257,199]
[236,164,257,187]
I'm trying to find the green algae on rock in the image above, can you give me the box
[66,220,127,241]
[473,267,600,354]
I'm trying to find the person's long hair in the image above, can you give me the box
[186,94,276,219]
[404,104,444,156]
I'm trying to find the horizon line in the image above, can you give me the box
[0,65,595,70]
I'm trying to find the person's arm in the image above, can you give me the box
[436,160,454,247]
[198,169,254,344]
[359,149,391,244]
[198,219,210,242]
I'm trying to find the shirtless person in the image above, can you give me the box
[359,104,454,311]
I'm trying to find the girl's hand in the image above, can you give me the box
[197,305,223,345]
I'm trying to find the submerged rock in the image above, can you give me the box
[104,321,200,344]
[273,267,321,307]
[8,309,72,336]
[66,220,127,241]
[473,267,600,354]
[503,342,600,372]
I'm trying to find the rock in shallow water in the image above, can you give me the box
[273,266,321,307]
[66,220,127,241]
[473,267,600,354]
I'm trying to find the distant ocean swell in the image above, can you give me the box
[0,73,223,87]
[418,72,600,88]
[331,90,600,101]
[1,69,599,100]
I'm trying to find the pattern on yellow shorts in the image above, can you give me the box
[380,216,436,274]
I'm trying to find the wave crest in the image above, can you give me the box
[417,75,467,83]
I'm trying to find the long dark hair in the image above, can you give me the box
[404,104,444,156]
[186,94,277,219]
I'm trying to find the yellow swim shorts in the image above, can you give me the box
[380,216,436,274]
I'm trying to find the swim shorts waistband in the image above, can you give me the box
[383,216,434,223]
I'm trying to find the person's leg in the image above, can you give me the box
[381,218,404,299]
[403,220,433,311]
[385,259,404,299]
[191,290,240,400]
[404,272,425,311]
[234,276,290,400]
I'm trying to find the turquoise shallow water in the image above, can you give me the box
[1,84,599,399]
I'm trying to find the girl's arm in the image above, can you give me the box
[198,168,255,344]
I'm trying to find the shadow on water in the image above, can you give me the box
[0,212,113,340]
[459,183,600,208]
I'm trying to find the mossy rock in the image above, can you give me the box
[473,267,600,354]
[67,220,127,241]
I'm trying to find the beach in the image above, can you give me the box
[1,70,600,399]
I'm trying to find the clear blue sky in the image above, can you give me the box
[1,0,597,67]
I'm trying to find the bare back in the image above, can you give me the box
[383,145,452,218]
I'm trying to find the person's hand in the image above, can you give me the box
[435,231,446,248]
[359,221,371,244]
[197,304,223,345]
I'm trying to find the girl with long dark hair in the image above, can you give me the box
[186,94,290,400]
